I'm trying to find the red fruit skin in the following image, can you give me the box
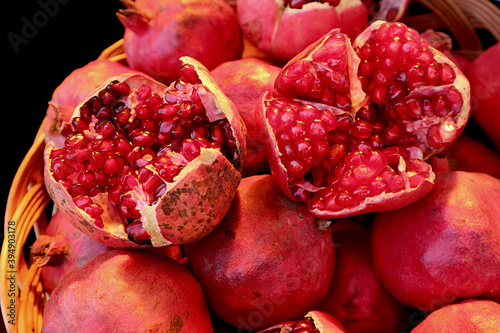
[211,58,281,176]
[371,171,500,312]
[467,42,500,150]
[41,250,213,333]
[118,0,243,84]
[237,0,344,61]
[43,59,144,147]
[317,219,408,333]
[430,135,500,178]
[184,174,335,331]
[30,211,111,294]
[412,299,500,333]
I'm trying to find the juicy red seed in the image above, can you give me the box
[351,120,374,138]
[103,155,125,175]
[71,117,89,133]
[70,184,89,196]
[182,139,201,161]
[382,146,409,165]
[142,174,164,196]
[427,124,446,149]
[291,318,315,331]
[127,221,150,241]
[180,64,201,84]
[432,94,450,117]
[73,195,92,209]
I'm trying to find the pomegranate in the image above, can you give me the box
[184,174,335,331]
[236,0,409,61]
[259,21,471,219]
[317,219,408,333]
[429,135,500,178]
[29,210,111,294]
[257,311,347,333]
[212,58,281,176]
[43,59,145,147]
[43,57,246,248]
[117,0,244,84]
[371,171,500,312]
[467,42,500,150]
[412,299,500,333]
[41,250,212,332]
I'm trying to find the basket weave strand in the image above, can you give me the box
[2,1,500,332]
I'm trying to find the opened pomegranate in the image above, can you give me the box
[371,171,500,312]
[44,57,246,248]
[237,0,409,61]
[43,59,145,147]
[117,0,244,84]
[184,175,335,331]
[259,21,470,219]
[317,219,408,333]
[30,210,111,294]
[467,42,500,150]
[257,311,347,333]
[412,299,500,333]
[41,250,212,332]
[212,58,281,176]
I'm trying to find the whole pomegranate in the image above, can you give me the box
[44,57,246,248]
[467,42,500,150]
[259,21,471,219]
[41,250,212,332]
[211,58,281,176]
[412,299,500,333]
[237,0,409,61]
[43,59,145,147]
[184,174,335,331]
[371,171,500,312]
[117,0,244,84]
[29,211,111,294]
[317,219,408,333]
[257,311,347,333]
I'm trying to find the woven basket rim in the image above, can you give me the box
[2,0,500,332]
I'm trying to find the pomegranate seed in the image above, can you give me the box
[351,119,374,138]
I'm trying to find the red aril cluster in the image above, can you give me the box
[260,21,470,219]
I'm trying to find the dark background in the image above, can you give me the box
[3,0,126,238]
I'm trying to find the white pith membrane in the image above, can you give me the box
[44,57,244,247]
[263,21,470,218]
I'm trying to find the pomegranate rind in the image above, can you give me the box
[44,64,245,248]
[411,299,500,333]
[369,0,410,22]
[41,250,213,333]
[256,311,347,333]
[307,311,348,333]
[237,0,341,61]
[184,175,335,331]
[371,171,500,312]
[144,148,241,246]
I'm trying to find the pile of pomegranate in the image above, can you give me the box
[25,0,500,332]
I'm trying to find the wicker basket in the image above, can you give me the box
[2,1,499,332]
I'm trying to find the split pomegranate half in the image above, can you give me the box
[44,56,246,248]
[260,21,470,218]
